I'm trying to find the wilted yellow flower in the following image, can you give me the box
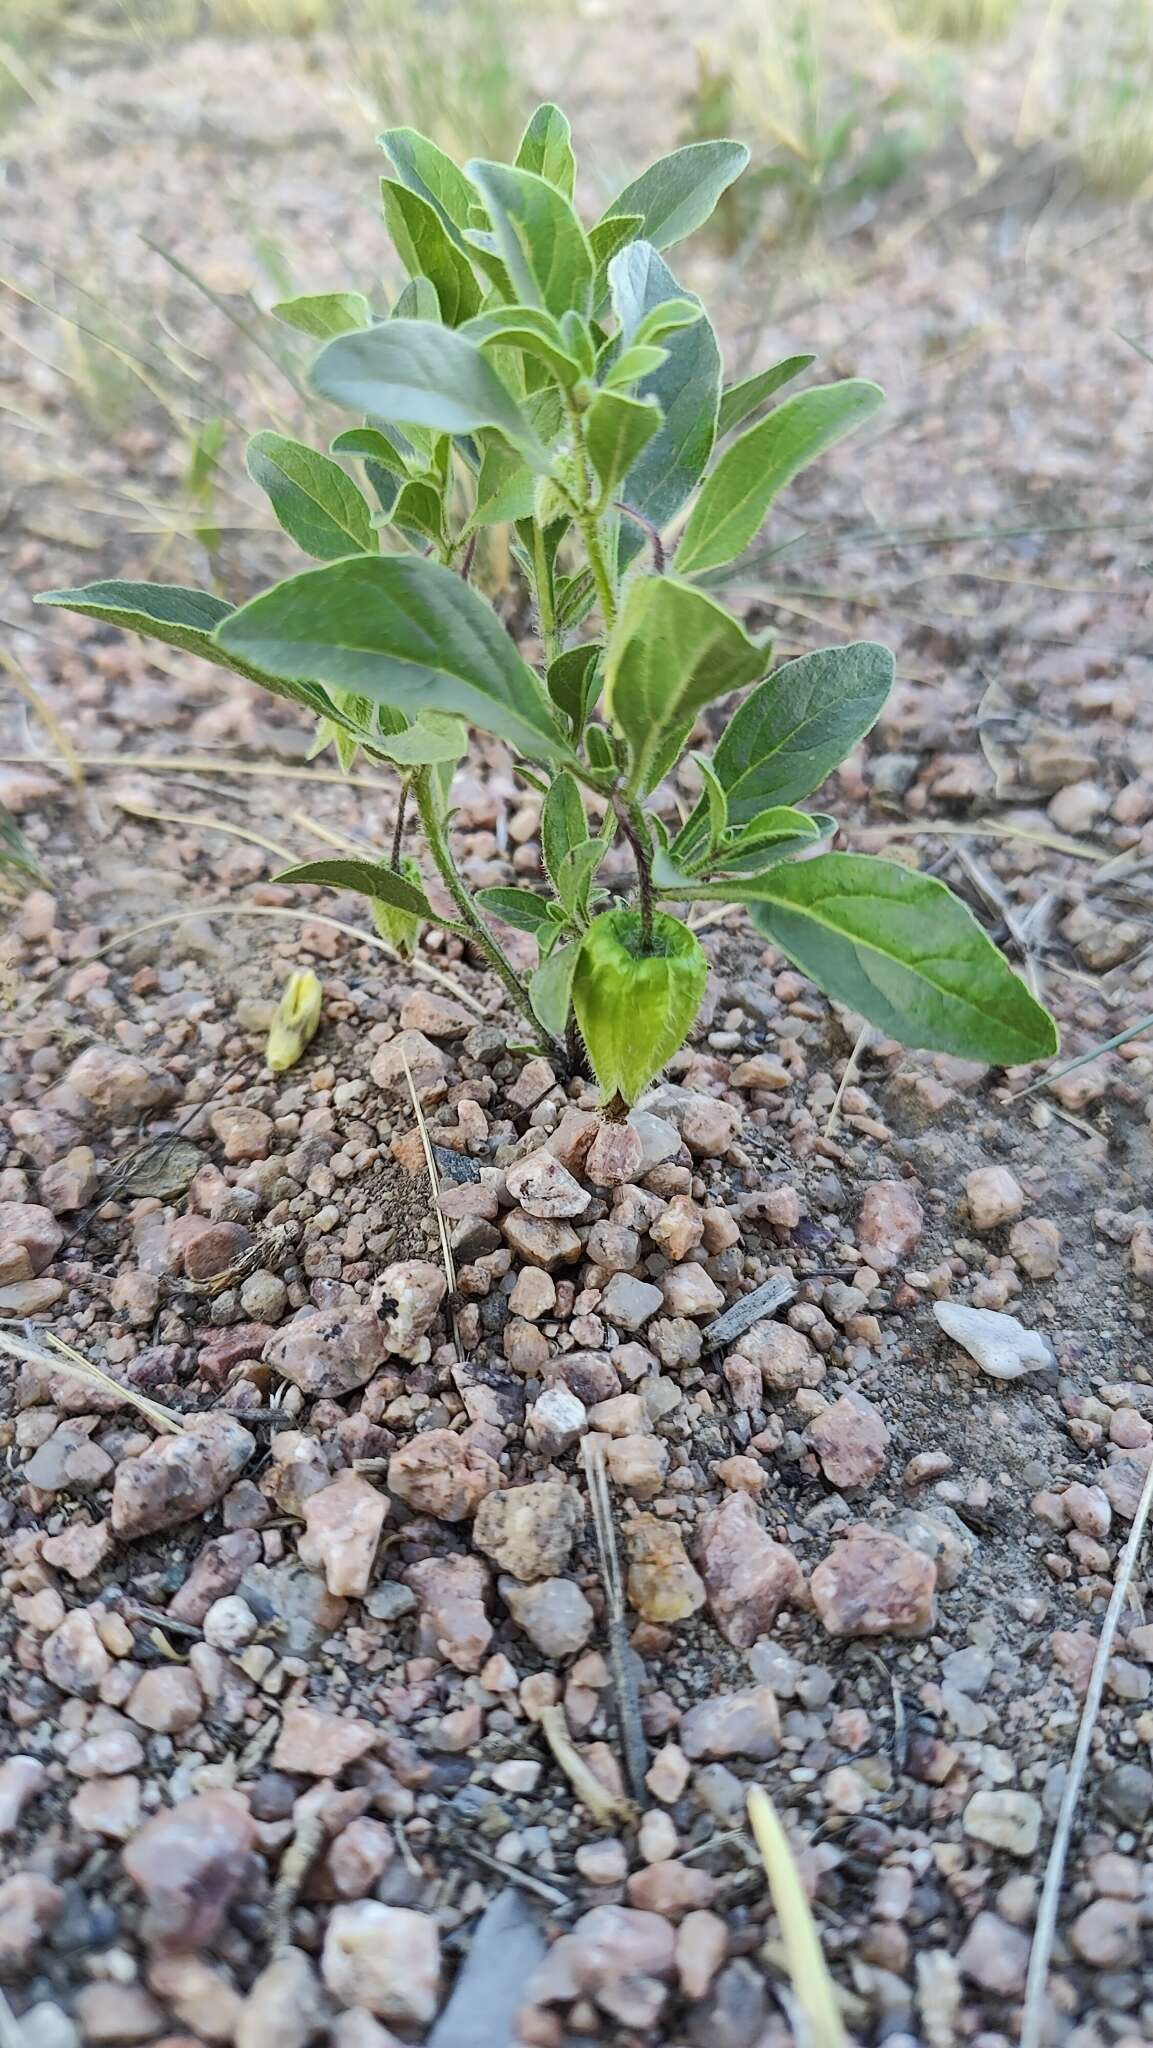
[266,969,323,1072]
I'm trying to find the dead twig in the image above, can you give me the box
[824,1022,871,1139]
[1020,1448,1153,2048]
[538,1704,633,1828]
[581,1435,648,1802]
[400,1045,463,1363]
[0,1330,184,1434]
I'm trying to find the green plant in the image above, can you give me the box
[887,0,1020,42]
[36,106,1057,1108]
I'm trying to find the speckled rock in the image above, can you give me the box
[122,1790,256,1949]
[111,1415,255,1539]
[0,1202,63,1275]
[473,1479,583,1581]
[374,1259,447,1362]
[809,1391,890,1489]
[387,1430,500,1521]
[66,1043,178,1122]
[273,1707,379,1776]
[500,1575,595,1656]
[734,1320,824,1392]
[321,1903,440,2025]
[405,1555,493,1672]
[237,1947,324,2048]
[811,1526,936,1637]
[966,1165,1025,1231]
[696,1492,807,1648]
[300,1472,388,1597]
[679,1687,781,1761]
[626,1516,707,1623]
[264,1306,387,1397]
[505,1149,590,1218]
[963,1789,1041,1857]
[41,1609,110,1698]
[126,1668,204,1734]
[855,1181,923,1272]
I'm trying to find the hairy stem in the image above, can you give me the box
[531,520,560,668]
[566,396,618,634]
[413,769,561,1053]
[615,797,655,953]
[389,780,409,872]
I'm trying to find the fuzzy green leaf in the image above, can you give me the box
[602,140,750,251]
[215,555,574,763]
[466,160,594,320]
[584,390,661,499]
[471,437,537,526]
[276,857,444,924]
[515,103,576,198]
[607,243,720,567]
[715,640,895,822]
[676,378,884,576]
[475,885,555,931]
[380,178,482,327]
[379,127,477,247]
[604,576,769,794]
[272,291,372,338]
[331,425,411,477]
[387,477,445,546]
[717,355,816,436]
[748,853,1058,1063]
[541,770,588,902]
[247,432,377,560]
[371,711,467,765]
[310,320,547,465]
[573,907,709,1105]
[462,306,582,386]
[546,641,601,733]
[33,579,331,717]
[530,942,578,1036]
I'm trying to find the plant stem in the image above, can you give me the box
[531,521,560,668]
[389,781,409,871]
[565,396,618,634]
[615,797,655,952]
[413,769,561,1053]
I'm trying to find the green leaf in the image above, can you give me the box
[33,578,332,717]
[515,103,576,198]
[0,801,44,885]
[631,298,703,348]
[471,437,537,526]
[584,390,661,499]
[747,853,1058,1064]
[690,752,728,858]
[601,343,669,391]
[541,770,588,902]
[462,306,581,386]
[601,140,749,251]
[216,555,574,763]
[466,160,594,321]
[529,942,578,1036]
[475,885,555,931]
[369,853,427,958]
[573,908,709,1105]
[607,243,720,566]
[386,477,446,546]
[247,432,377,560]
[718,355,816,437]
[557,836,607,925]
[331,425,411,476]
[393,276,442,322]
[380,178,482,327]
[276,857,445,925]
[604,576,769,794]
[676,378,885,576]
[589,212,643,302]
[546,641,601,733]
[714,808,828,871]
[272,291,372,338]
[715,640,895,822]
[555,571,597,636]
[311,320,547,465]
[371,712,466,766]
[379,127,477,247]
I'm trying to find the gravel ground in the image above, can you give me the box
[3,11,1153,2047]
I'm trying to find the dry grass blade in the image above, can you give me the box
[0,749,397,791]
[116,793,297,864]
[3,903,485,1022]
[1013,1010,1153,1099]
[746,1784,849,2048]
[0,649,84,791]
[860,818,1108,862]
[538,1703,633,1827]
[0,1329,185,1434]
[824,1021,871,1138]
[581,1434,649,1801]
[1021,1447,1153,2048]
[399,1043,462,1362]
